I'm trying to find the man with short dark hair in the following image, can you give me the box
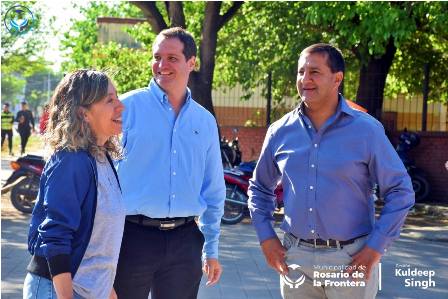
[1,102,14,155]
[16,101,35,155]
[248,43,414,298]
[114,27,225,299]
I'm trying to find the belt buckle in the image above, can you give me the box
[159,219,176,230]
[335,240,341,249]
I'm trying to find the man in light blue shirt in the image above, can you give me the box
[114,27,225,299]
[248,44,414,299]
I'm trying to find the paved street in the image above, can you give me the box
[2,157,448,299]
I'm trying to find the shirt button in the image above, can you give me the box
[169,108,172,111]
[173,150,177,154]
[308,125,312,129]
[311,164,315,168]
[311,230,315,234]
[309,208,313,212]
[314,144,318,148]
[172,172,176,176]
[172,194,176,198]
[173,129,177,133]
[309,186,314,190]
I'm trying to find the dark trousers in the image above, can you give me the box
[1,129,13,152]
[114,220,204,299]
[18,129,30,154]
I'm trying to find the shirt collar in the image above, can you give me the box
[148,78,192,105]
[339,94,356,117]
[296,94,355,118]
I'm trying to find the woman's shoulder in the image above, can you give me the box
[46,150,95,175]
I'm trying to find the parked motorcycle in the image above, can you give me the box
[396,130,430,202]
[222,161,283,225]
[220,128,242,169]
[221,138,241,169]
[1,154,45,213]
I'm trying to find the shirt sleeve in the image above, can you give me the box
[248,126,281,243]
[366,124,415,254]
[198,120,226,260]
[38,154,93,276]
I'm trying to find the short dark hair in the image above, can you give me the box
[300,43,345,74]
[155,27,197,61]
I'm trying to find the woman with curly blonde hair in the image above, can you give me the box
[24,70,125,299]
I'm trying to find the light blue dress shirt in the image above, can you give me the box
[248,96,415,254]
[117,79,225,259]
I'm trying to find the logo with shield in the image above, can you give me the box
[4,5,35,35]
[281,264,306,288]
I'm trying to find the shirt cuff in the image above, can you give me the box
[366,230,391,254]
[253,219,277,244]
[47,254,71,277]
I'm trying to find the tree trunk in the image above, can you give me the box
[189,72,216,116]
[188,2,220,117]
[356,39,396,121]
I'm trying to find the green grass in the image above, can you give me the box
[1,134,45,157]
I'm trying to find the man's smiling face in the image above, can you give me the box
[296,52,342,106]
[152,37,195,94]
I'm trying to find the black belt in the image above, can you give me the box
[288,233,368,249]
[126,215,196,230]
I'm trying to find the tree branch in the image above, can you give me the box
[166,2,186,28]
[130,1,167,33]
[218,1,244,31]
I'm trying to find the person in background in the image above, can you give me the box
[39,104,50,135]
[24,70,125,299]
[16,101,35,155]
[1,102,14,155]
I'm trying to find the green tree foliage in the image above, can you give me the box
[60,1,143,71]
[1,1,46,66]
[61,1,243,113]
[216,1,448,119]
[25,71,62,110]
[60,1,447,119]
[92,43,152,94]
[1,75,25,103]
[1,1,55,108]
[60,1,147,93]
[384,2,448,103]
[303,1,448,115]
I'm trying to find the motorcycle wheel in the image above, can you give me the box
[10,175,39,213]
[412,174,430,203]
[221,183,247,225]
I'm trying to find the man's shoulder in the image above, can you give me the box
[120,87,150,103]
[269,109,298,133]
[350,110,384,133]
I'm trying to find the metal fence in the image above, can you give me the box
[213,84,447,132]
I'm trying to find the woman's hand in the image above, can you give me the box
[109,287,118,299]
[53,272,73,299]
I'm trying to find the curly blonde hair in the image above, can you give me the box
[45,70,122,160]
